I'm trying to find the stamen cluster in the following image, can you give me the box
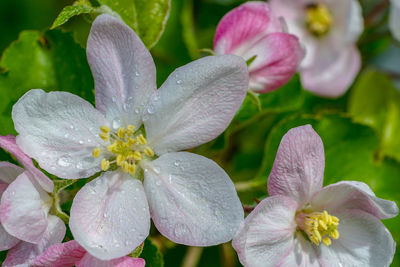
[306,4,333,36]
[92,125,154,175]
[298,210,340,246]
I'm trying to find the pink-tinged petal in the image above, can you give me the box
[0,172,51,243]
[3,215,65,267]
[0,161,23,185]
[277,233,321,267]
[144,55,249,154]
[70,171,150,260]
[0,224,20,251]
[12,89,107,179]
[318,210,396,267]
[143,152,243,246]
[0,135,53,192]
[390,0,400,41]
[328,0,363,44]
[88,14,156,125]
[300,45,361,98]
[243,32,304,93]
[214,1,282,55]
[33,240,86,267]
[268,125,324,207]
[232,195,297,267]
[311,181,398,219]
[77,254,145,267]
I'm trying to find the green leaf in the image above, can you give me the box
[140,238,164,267]
[51,0,96,29]
[97,0,171,48]
[348,69,400,162]
[0,30,94,135]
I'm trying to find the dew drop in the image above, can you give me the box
[78,140,84,144]
[174,160,181,167]
[57,156,72,167]
[147,105,155,115]
[176,80,182,84]
[134,108,140,114]
[103,213,108,218]
[112,118,122,129]
[135,71,140,76]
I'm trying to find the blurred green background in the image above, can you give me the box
[1,0,400,266]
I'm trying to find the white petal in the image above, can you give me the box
[390,0,400,41]
[70,171,150,260]
[143,152,244,246]
[0,172,51,243]
[232,195,297,267]
[88,14,156,125]
[2,215,65,267]
[144,55,249,154]
[318,210,396,267]
[278,233,321,267]
[0,162,23,185]
[0,223,20,251]
[12,89,107,179]
[311,181,398,219]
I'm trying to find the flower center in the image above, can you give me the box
[296,210,340,246]
[92,125,154,175]
[305,3,333,37]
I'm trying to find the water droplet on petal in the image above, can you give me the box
[174,160,181,167]
[135,71,140,76]
[147,105,155,115]
[58,155,72,167]
[112,118,122,129]
[134,108,140,114]
[176,80,182,84]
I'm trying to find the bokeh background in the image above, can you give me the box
[1,0,400,266]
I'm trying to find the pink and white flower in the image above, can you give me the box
[0,135,66,267]
[214,1,304,93]
[12,14,248,260]
[232,125,398,267]
[270,0,364,97]
[33,240,145,267]
[390,0,400,41]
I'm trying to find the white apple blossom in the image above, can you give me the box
[12,14,248,260]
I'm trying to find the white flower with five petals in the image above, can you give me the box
[11,14,248,260]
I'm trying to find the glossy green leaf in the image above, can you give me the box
[141,238,164,267]
[348,70,400,162]
[0,30,94,135]
[97,0,171,48]
[51,0,96,29]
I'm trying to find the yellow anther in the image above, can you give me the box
[128,164,136,175]
[299,210,340,247]
[132,151,142,161]
[122,161,130,173]
[100,132,109,141]
[92,148,101,158]
[137,134,147,145]
[306,4,332,36]
[117,127,126,138]
[144,147,154,157]
[322,237,332,246]
[126,125,135,136]
[128,138,136,145]
[100,125,110,133]
[330,229,340,239]
[116,154,125,166]
[108,143,117,153]
[101,159,110,171]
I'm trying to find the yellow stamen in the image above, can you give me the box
[94,125,154,176]
[101,159,110,171]
[117,127,126,138]
[144,147,154,157]
[100,132,109,141]
[137,134,147,145]
[100,125,110,133]
[306,4,332,36]
[92,148,101,158]
[298,210,340,246]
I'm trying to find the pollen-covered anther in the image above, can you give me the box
[297,210,340,246]
[306,3,332,36]
[93,124,155,175]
